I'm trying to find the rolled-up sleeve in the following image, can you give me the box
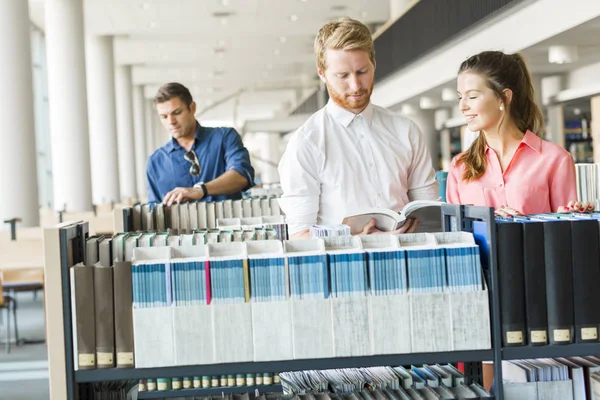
[278,129,321,235]
[549,153,577,212]
[406,121,439,201]
[223,128,255,190]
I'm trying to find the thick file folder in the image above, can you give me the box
[521,221,549,345]
[70,264,96,370]
[113,261,134,368]
[93,264,115,368]
[543,220,574,344]
[496,221,526,346]
[570,219,600,343]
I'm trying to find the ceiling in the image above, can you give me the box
[28,0,391,125]
[395,15,600,113]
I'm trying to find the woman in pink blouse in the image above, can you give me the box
[447,50,592,216]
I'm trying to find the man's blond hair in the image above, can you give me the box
[314,17,375,72]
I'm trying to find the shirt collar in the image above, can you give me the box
[520,130,542,153]
[163,121,201,153]
[484,130,542,154]
[326,98,374,128]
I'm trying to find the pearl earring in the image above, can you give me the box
[499,105,504,111]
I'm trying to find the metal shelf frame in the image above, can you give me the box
[59,205,600,400]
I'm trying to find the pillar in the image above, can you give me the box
[546,104,565,148]
[114,65,137,202]
[45,0,92,212]
[401,108,440,170]
[144,99,155,158]
[85,35,120,205]
[591,96,600,163]
[132,85,147,201]
[0,0,40,226]
[256,133,282,184]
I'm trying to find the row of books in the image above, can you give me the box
[502,356,600,400]
[280,366,492,399]
[496,213,600,347]
[70,232,491,370]
[121,196,283,232]
[130,232,483,308]
[576,163,600,209]
[128,234,490,367]
[138,373,281,392]
[85,222,287,267]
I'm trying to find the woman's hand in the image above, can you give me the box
[494,205,523,217]
[557,200,594,213]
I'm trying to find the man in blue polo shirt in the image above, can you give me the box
[146,82,255,205]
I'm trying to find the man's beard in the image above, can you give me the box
[326,81,373,112]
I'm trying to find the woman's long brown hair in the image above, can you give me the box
[456,51,545,181]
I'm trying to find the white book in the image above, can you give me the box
[342,200,444,234]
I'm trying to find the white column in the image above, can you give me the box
[86,35,120,205]
[390,0,411,19]
[132,85,147,201]
[45,0,92,212]
[0,0,39,226]
[114,65,137,202]
[592,96,600,163]
[546,105,565,148]
[402,108,440,170]
[257,133,282,184]
[154,109,165,151]
[145,99,162,151]
[144,99,157,157]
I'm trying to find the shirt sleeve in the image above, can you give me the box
[223,128,255,190]
[278,129,321,235]
[406,121,440,201]
[549,153,577,212]
[146,157,161,203]
[446,157,462,204]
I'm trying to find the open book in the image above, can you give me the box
[342,200,445,234]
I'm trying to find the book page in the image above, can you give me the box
[403,202,443,233]
[342,208,404,234]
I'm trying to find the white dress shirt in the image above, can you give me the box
[278,99,439,235]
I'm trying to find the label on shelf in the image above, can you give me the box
[97,352,113,366]
[553,329,571,342]
[78,353,96,367]
[530,330,547,344]
[582,327,598,340]
[117,352,133,365]
[506,331,523,344]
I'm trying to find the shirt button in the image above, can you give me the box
[369,162,374,167]
[499,183,504,187]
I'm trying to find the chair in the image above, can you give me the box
[0,272,17,353]
[1,268,45,346]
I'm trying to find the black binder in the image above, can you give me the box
[543,220,574,344]
[521,221,548,345]
[496,221,526,346]
[570,219,600,343]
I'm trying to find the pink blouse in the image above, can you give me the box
[446,131,577,214]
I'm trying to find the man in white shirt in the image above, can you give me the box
[278,17,439,239]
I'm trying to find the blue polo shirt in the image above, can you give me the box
[146,122,255,203]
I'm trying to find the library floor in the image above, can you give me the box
[0,292,49,400]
